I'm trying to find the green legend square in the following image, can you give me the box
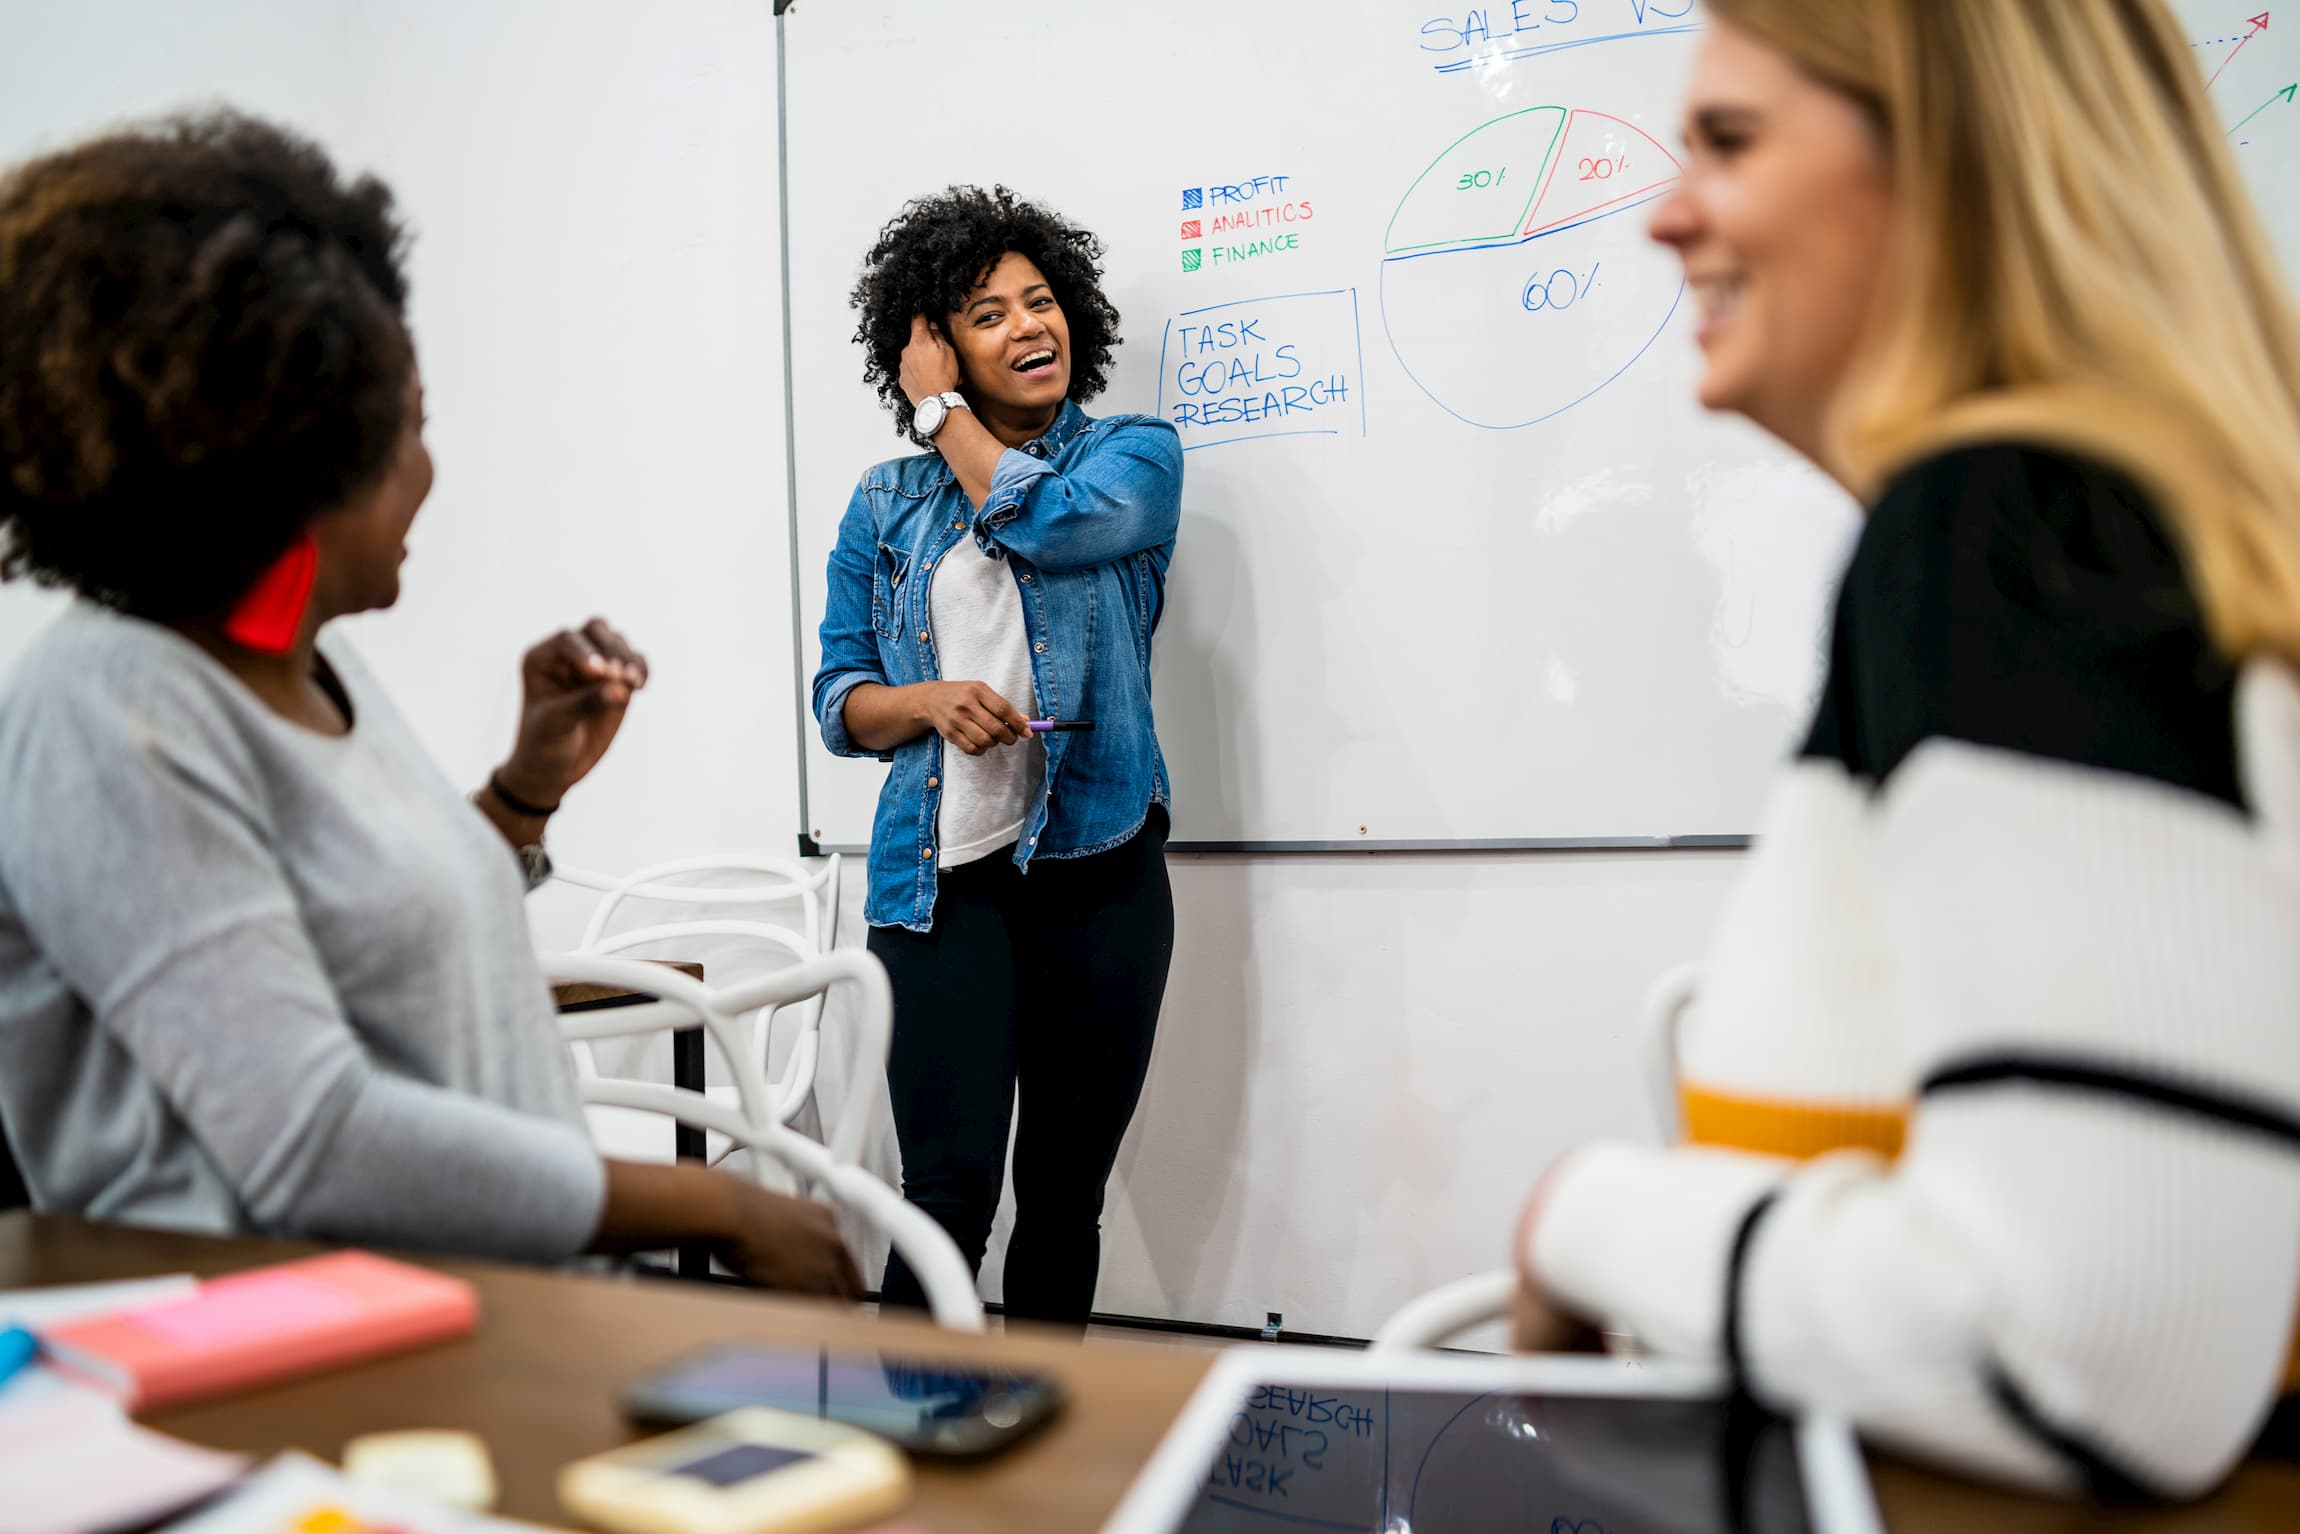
[1181,248,1203,273]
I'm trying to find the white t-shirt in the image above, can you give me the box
[929,533,1044,868]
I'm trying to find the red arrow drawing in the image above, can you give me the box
[2209,12,2271,90]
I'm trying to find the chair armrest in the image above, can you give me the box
[1368,1269,1518,1353]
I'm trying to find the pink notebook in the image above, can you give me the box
[40,1251,478,1412]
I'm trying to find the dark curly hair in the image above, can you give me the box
[0,110,413,621]
[851,185,1122,438]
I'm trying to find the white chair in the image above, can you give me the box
[551,855,844,1134]
[558,854,842,955]
[539,949,984,1332]
[1368,965,1702,1353]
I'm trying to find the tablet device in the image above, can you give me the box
[622,1344,1064,1460]
[1102,1348,1882,1534]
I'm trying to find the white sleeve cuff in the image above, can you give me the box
[1529,1142,1791,1363]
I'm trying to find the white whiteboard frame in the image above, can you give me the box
[769,7,1773,859]
[1099,1346,1884,1534]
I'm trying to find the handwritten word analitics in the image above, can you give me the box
[1156,288,1367,451]
[1175,174,1316,272]
[1418,0,1698,73]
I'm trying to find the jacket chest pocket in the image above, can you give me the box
[870,542,912,641]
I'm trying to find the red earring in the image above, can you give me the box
[222,533,319,655]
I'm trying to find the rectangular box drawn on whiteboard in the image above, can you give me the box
[1157,288,1368,452]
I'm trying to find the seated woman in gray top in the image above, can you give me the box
[0,112,858,1297]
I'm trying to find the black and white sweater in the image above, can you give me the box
[1528,443,2300,1497]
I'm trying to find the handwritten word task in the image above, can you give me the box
[1201,1387,1383,1525]
[1157,289,1366,450]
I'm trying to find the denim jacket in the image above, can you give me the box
[812,401,1182,931]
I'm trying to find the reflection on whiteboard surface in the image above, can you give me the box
[1105,1350,1881,1534]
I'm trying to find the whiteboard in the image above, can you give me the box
[781,0,2300,854]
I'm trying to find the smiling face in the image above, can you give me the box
[945,251,1071,432]
[1646,22,1894,467]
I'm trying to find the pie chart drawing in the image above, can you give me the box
[1381,107,1687,430]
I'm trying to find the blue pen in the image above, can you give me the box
[0,1324,37,1391]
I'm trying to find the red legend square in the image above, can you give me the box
[1179,220,1202,239]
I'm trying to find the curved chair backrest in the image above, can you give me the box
[586,921,827,1129]
[553,855,846,1130]
[1640,962,1703,1144]
[540,949,979,1330]
[559,854,841,955]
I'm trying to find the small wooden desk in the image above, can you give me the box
[5,1216,2299,1532]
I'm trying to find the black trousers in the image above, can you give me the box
[868,806,1172,1327]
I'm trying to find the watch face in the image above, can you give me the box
[915,395,946,438]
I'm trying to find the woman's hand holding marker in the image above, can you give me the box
[914,679,1032,756]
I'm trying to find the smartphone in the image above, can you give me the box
[622,1344,1066,1460]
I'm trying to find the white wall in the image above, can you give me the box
[0,0,793,888]
[0,0,354,666]
[331,0,795,885]
[0,1,1747,1339]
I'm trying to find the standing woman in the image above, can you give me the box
[813,187,1182,1326]
[1511,0,2300,1500]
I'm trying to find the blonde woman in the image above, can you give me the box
[1511,0,2300,1500]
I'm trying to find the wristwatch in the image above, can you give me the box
[516,840,555,891]
[913,391,969,441]
[472,785,556,891]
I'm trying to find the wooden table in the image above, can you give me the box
[6,1215,2300,1532]
[0,1216,1204,1532]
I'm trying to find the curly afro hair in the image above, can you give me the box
[0,110,414,622]
[851,185,1122,439]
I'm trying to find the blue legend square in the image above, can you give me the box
[1181,187,1203,210]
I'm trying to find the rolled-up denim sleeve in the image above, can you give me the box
[978,417,1182,572]
[812,480,893,762]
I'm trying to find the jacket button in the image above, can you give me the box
[918,631,929,642]
[1033,642,1046,653]
[921,847,932,859]
[922,561,933,572]
[926,777,939,789]
[1019,573,1032,583]
[953,520,966,530]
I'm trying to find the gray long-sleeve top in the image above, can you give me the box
[0,603,604,1259]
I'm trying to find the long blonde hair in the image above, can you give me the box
[1708,0,2300,665]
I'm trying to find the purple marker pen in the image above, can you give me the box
[1026,719,1096,733]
